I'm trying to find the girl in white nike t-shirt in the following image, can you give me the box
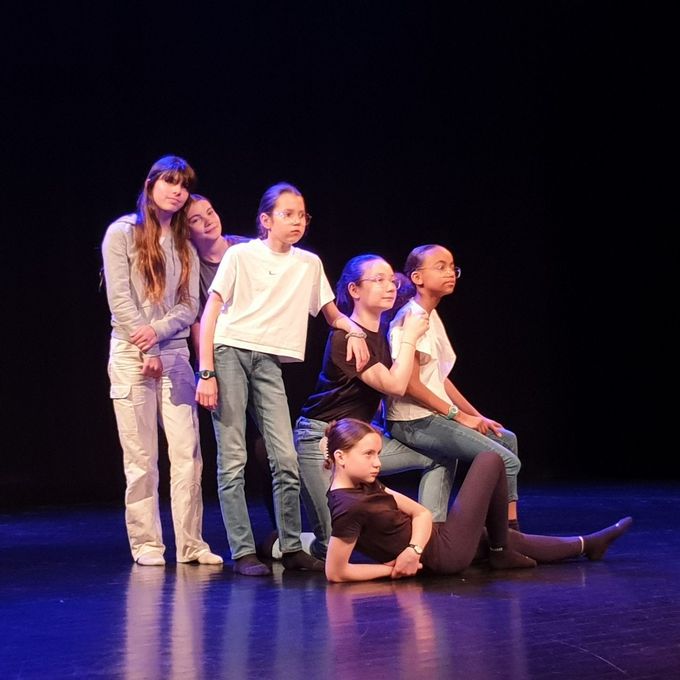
[196,182,369,576]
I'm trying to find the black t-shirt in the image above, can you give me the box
[299,324,389,423]
[196,235,250,319]
[328,481,413,563]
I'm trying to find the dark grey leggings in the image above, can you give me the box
[423,452,581,573]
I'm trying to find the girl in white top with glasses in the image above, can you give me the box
[196,182,369,576]
[387,244,522,528]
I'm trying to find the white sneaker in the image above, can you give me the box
[271,538,283,560]
[300,532,316,554]
[137,552,166,566]
[197,551,224,565]
[272,532,316,559]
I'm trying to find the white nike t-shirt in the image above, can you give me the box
[209,238,334,362]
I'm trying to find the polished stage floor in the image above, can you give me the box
[1,483,678,679]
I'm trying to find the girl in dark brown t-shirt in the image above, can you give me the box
[324,419,632,582]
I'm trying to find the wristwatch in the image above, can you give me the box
[445,405,459,420]
[408,543,423,555]
[196,369,217,380]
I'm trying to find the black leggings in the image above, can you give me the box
[423,452,581,573]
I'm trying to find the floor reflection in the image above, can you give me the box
[124,563,223,679]
[1,486,677,679]
[323,567,602,679]
[325,580,437,675]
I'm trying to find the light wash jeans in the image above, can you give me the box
[388,415,521,501]
[294,416,456,558]
[211,345,303,559]
[108,338,211,563]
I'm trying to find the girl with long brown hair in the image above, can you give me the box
[102,155,221,566]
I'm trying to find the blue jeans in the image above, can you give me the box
[211,346,303,559]
[388,415,521,501]
[294,416,456,558]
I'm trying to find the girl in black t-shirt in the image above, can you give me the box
[323,418,632,582]
[294,254,456,560]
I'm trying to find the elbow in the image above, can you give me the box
[394,384,407,397]
[325,564,348,583]
[325,568,341,583]
[382,380,407,398]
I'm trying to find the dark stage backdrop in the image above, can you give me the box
[1,3,670,507]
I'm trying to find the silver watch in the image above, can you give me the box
[445,405,459,420]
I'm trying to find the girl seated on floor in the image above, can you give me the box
[323,418,632,583]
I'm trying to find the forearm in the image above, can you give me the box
[150,298,198,343]
[362,347,418,397]
[331,314,353,334]
[198,295,221,371]
[409,510,433,548]
[406,377,452,416]
[322,302,356,334]
[190,321,201,367]
[444,379,480,416]
[326,562,394,583]
[151,248,200,342]
[385,341,420,395]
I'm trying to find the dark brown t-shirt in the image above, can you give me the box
[328,481,413,563]
[299,324,388,423]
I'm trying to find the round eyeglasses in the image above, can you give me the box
[358,275,402,289]
[271,210,312,225]
[415,264,461,278]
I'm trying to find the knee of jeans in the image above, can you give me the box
[217,454,247,479]
[299,454,325,476]
[269,450,300,475]
[501,429,518,451]
[301,465,330,493]
[505,453,521,475]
